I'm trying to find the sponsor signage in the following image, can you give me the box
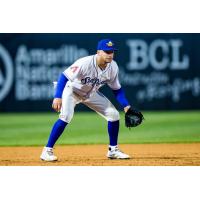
[0,34,199,111]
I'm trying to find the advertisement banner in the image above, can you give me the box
[0,33,200,111]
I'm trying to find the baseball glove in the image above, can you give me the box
[125,108,144,128]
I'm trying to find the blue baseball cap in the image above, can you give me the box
[97,39,118,51]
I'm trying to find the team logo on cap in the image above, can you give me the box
[106,41,113,47]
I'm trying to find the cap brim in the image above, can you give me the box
[99,47,118,51]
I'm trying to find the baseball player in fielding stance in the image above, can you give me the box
[40,39,144,161]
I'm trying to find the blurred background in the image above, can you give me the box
[0,33,199,146]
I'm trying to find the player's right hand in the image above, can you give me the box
[52,98,62,112]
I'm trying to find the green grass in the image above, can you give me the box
[0,111,200,146]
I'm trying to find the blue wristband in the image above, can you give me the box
[54,73,68,98]
[112,88,130,108]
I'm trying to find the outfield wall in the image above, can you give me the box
[0,33,200,112]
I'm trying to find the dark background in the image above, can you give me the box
[0,33,200,112]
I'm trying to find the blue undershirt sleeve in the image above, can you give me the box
[54,73,68,98]
[112,88,130,108]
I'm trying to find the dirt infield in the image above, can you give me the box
[0,143,200,166]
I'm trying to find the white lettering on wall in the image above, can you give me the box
[149,39,169,70]
[136,78,200,103]
[119,68,200,103]
[126,39,190,70]
[126,40,148,70]
[15,44,89,100]
[170,40,189,69]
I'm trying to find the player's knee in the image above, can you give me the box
[59,113,73,123]
[106,108,120,121]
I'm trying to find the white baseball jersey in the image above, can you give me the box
[63,54,121,99]
[59,54,121,123]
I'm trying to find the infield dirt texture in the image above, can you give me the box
[0,112,200,166]
[0,144,200,166]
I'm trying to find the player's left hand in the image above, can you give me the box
[125,108,144,128]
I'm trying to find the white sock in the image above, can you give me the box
[109,145,118,151]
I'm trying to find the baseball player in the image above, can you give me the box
[40,39,143,161]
